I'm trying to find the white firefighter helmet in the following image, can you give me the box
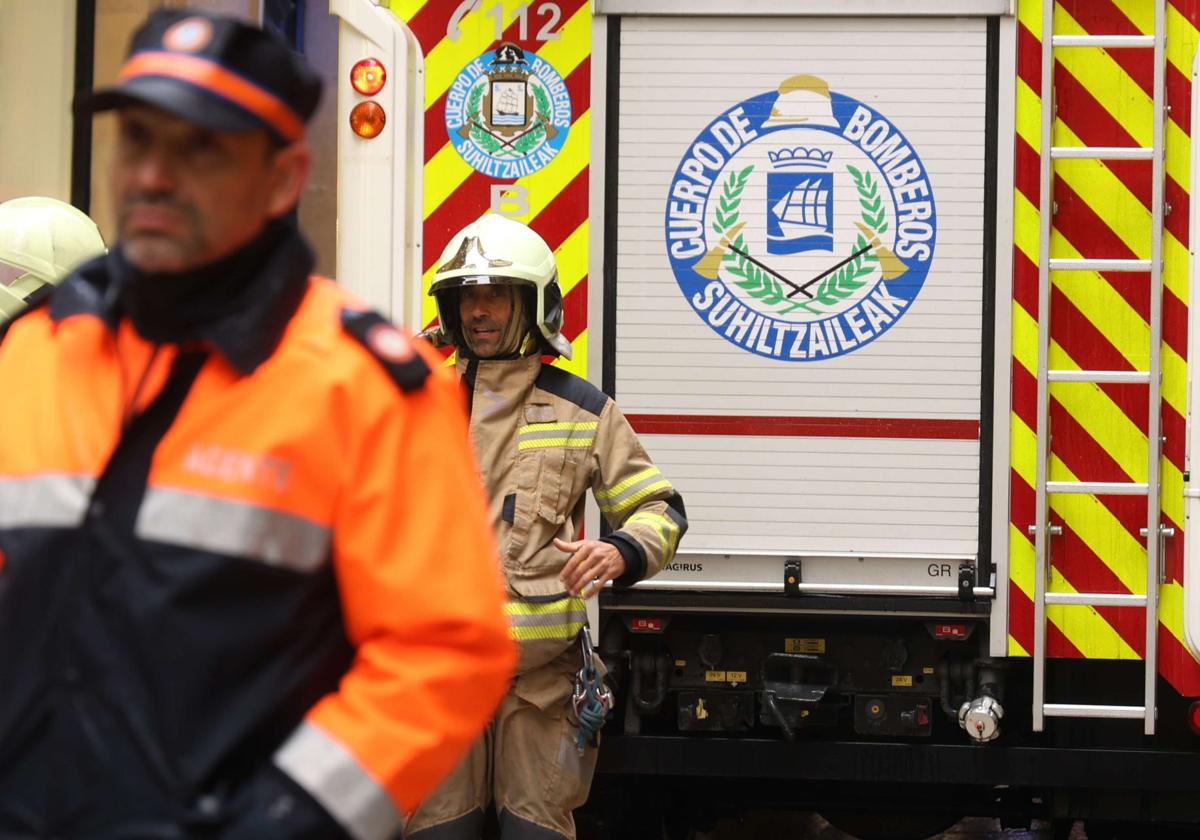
[428,214,571,359]
[0,196,106,320]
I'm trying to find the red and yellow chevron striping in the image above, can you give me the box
[1011,0,1200,694]
[390,0,592,378]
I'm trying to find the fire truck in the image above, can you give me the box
[329,0,1200,835]
[17,0,1200,837]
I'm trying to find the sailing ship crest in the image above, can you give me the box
[767,147,835,255]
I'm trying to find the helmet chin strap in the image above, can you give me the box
[494,288,529,356]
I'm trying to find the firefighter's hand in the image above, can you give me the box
[556,537,625,599]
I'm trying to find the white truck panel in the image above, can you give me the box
[643,434,979,560]
[614,15,990,587]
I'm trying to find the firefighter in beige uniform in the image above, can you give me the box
[409,214,688,840]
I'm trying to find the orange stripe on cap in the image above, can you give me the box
[118,50,304,142]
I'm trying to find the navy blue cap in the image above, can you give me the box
[76,9,321,143]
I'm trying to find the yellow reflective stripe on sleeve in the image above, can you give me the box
[517,421,597,451]
[624,510,681,563]
[598,480,672,516]
[596,467,661,500]
[596,467,673,516]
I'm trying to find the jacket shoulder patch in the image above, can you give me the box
[534,365,608,417]
[341,309,430,393]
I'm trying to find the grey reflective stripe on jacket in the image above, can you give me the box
[0,475,94,528]
[275,721,402,840]
[136,487,330,571]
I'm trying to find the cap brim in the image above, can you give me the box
[75,76,264,135]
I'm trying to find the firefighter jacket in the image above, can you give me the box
[458,354,688,671]
[0,226,516,840]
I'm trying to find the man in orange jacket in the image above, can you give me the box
[0,10,515,839]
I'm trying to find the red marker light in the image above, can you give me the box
[350,58,386,96]
[350,101,386,138]
[1189,700,1200,736]
[932,623,969,640]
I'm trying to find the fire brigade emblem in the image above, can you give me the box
[665,75,936,361]
[445,42,571,179]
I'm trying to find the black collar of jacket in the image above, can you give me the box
[49,221,314,376]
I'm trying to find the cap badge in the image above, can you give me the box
[163,17,213,53]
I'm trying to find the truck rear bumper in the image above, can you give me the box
[597,735,1200,790]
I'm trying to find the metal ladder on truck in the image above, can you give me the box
[1031,0,1169,735]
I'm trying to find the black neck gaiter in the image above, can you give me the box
[110,221,290,344]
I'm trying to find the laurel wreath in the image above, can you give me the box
[465,83,502,153]
[513,85,553,154]
[710,163,888,315]
[464,80,551,157]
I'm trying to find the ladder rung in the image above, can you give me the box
[1046,481,1149,496]
[1049,258,1152,273]
[1051,146,1154,161]
[1043,703,1146,720]
[1047,370,1150,384]
[1045,592,1147,607]
[1051,35,1155,48]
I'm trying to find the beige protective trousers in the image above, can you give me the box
[405,647,599,840]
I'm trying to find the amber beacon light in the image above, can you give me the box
[349,58,387,138]
[350,57,386,95]
[350,101,386,138]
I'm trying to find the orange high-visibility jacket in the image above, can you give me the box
[0,235,515,839]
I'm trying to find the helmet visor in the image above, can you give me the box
[430,273,530,294]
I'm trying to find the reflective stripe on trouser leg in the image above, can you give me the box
[503,598,587,642]
[494,652,599,840]
[504,598,589,672]
[405,727,492,837]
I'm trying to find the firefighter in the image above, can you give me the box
[0,196,105,321]
[408,213,689,840]
[0,10,515,839]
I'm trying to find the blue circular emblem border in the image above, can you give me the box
[665,89,937,362]
[444,51,572,179]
